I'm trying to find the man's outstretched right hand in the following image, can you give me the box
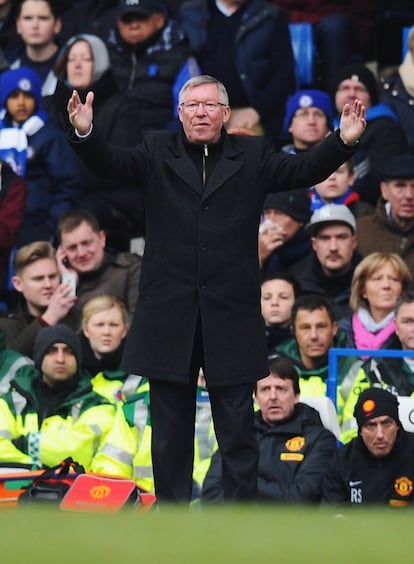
[67,90,94,135]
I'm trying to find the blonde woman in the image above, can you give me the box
[81,295,127,373]
[81,294,144,403]
[347,252,412,350]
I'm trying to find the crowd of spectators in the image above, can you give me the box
[0,0,412,507]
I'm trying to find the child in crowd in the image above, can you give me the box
[0,66,82,246]
[260,273,301,351]
[308,159,374,218]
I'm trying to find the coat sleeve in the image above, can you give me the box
[90,403,136,478]
[261,130,359,195]
[68,125,152,188]
[0,167,26,258]
[125,255,142,319]
[0,398,32,466]
[36,403,117,471]
[320,449,350,506]
[0,317,45,358]
[257,429,337,502]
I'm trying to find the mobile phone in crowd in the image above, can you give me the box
[61,272,77,297]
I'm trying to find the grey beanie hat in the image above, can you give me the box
[65,34,110,83]
[33,325,82,372]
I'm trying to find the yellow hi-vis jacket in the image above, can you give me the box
[0,366,133,475]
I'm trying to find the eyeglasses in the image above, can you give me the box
[180,101,226,114]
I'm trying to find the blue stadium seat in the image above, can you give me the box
[402,26,411,60]
[289,23,315,88]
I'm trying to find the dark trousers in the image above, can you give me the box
[150,378,258,503]
[149,318,258,503]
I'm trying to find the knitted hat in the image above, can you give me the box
[33,325,82,372]
[63,34,110,83]
[263,189,312,223]
[0,67,42,109]
[305,204,356,235]
[332,63,379,105]
[354,388,400,429]
[117,0,164,19]
[284,89,333,128]
[381,154,414,181]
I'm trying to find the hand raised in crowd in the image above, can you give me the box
[67,90,95,135]
[258,221,285,266]
[338,98,367,146]
[40,283,77,326]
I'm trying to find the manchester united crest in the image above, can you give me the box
[285,436,305,452]
[394,476,413,497]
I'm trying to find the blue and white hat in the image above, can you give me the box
[284,89,333,129]
[0,66,42,109]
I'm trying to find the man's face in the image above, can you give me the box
[83,306,128,356]
[381,178,414,228]
[311,223,357,274]
[396,302,414,350]
[256,373,298,425]
[263,209,303,242]
[360,415,399,457]
[335,78,371,114]
[261,278,295,325]
[6,91,36,124]
[314,163,355,201]
[117,12,165,45]
[12,258,60,313]
[41,342,78,388]
[294,307,338,369]
[60,222,106,274]
[17,0,61,48]
[178,83,230,144]
[288,107,329,149]
[66,40,94,89]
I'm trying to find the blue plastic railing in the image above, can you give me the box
[327,347,414,410]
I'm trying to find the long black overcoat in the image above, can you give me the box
[70,128,356,386]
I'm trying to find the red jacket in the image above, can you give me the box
[0,163,26,288]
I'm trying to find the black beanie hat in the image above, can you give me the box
[33,325,82,372]
[354,388,400,429]
[263,189,312,223]
[332,63,379,106]
[381,154,414,181]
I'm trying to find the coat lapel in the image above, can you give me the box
[165,131,245,197]
[165,133,203,195]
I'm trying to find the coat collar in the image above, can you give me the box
[165,129,245,198]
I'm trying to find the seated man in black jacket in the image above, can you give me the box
[322,387,414,507]
[201,356,337,503]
